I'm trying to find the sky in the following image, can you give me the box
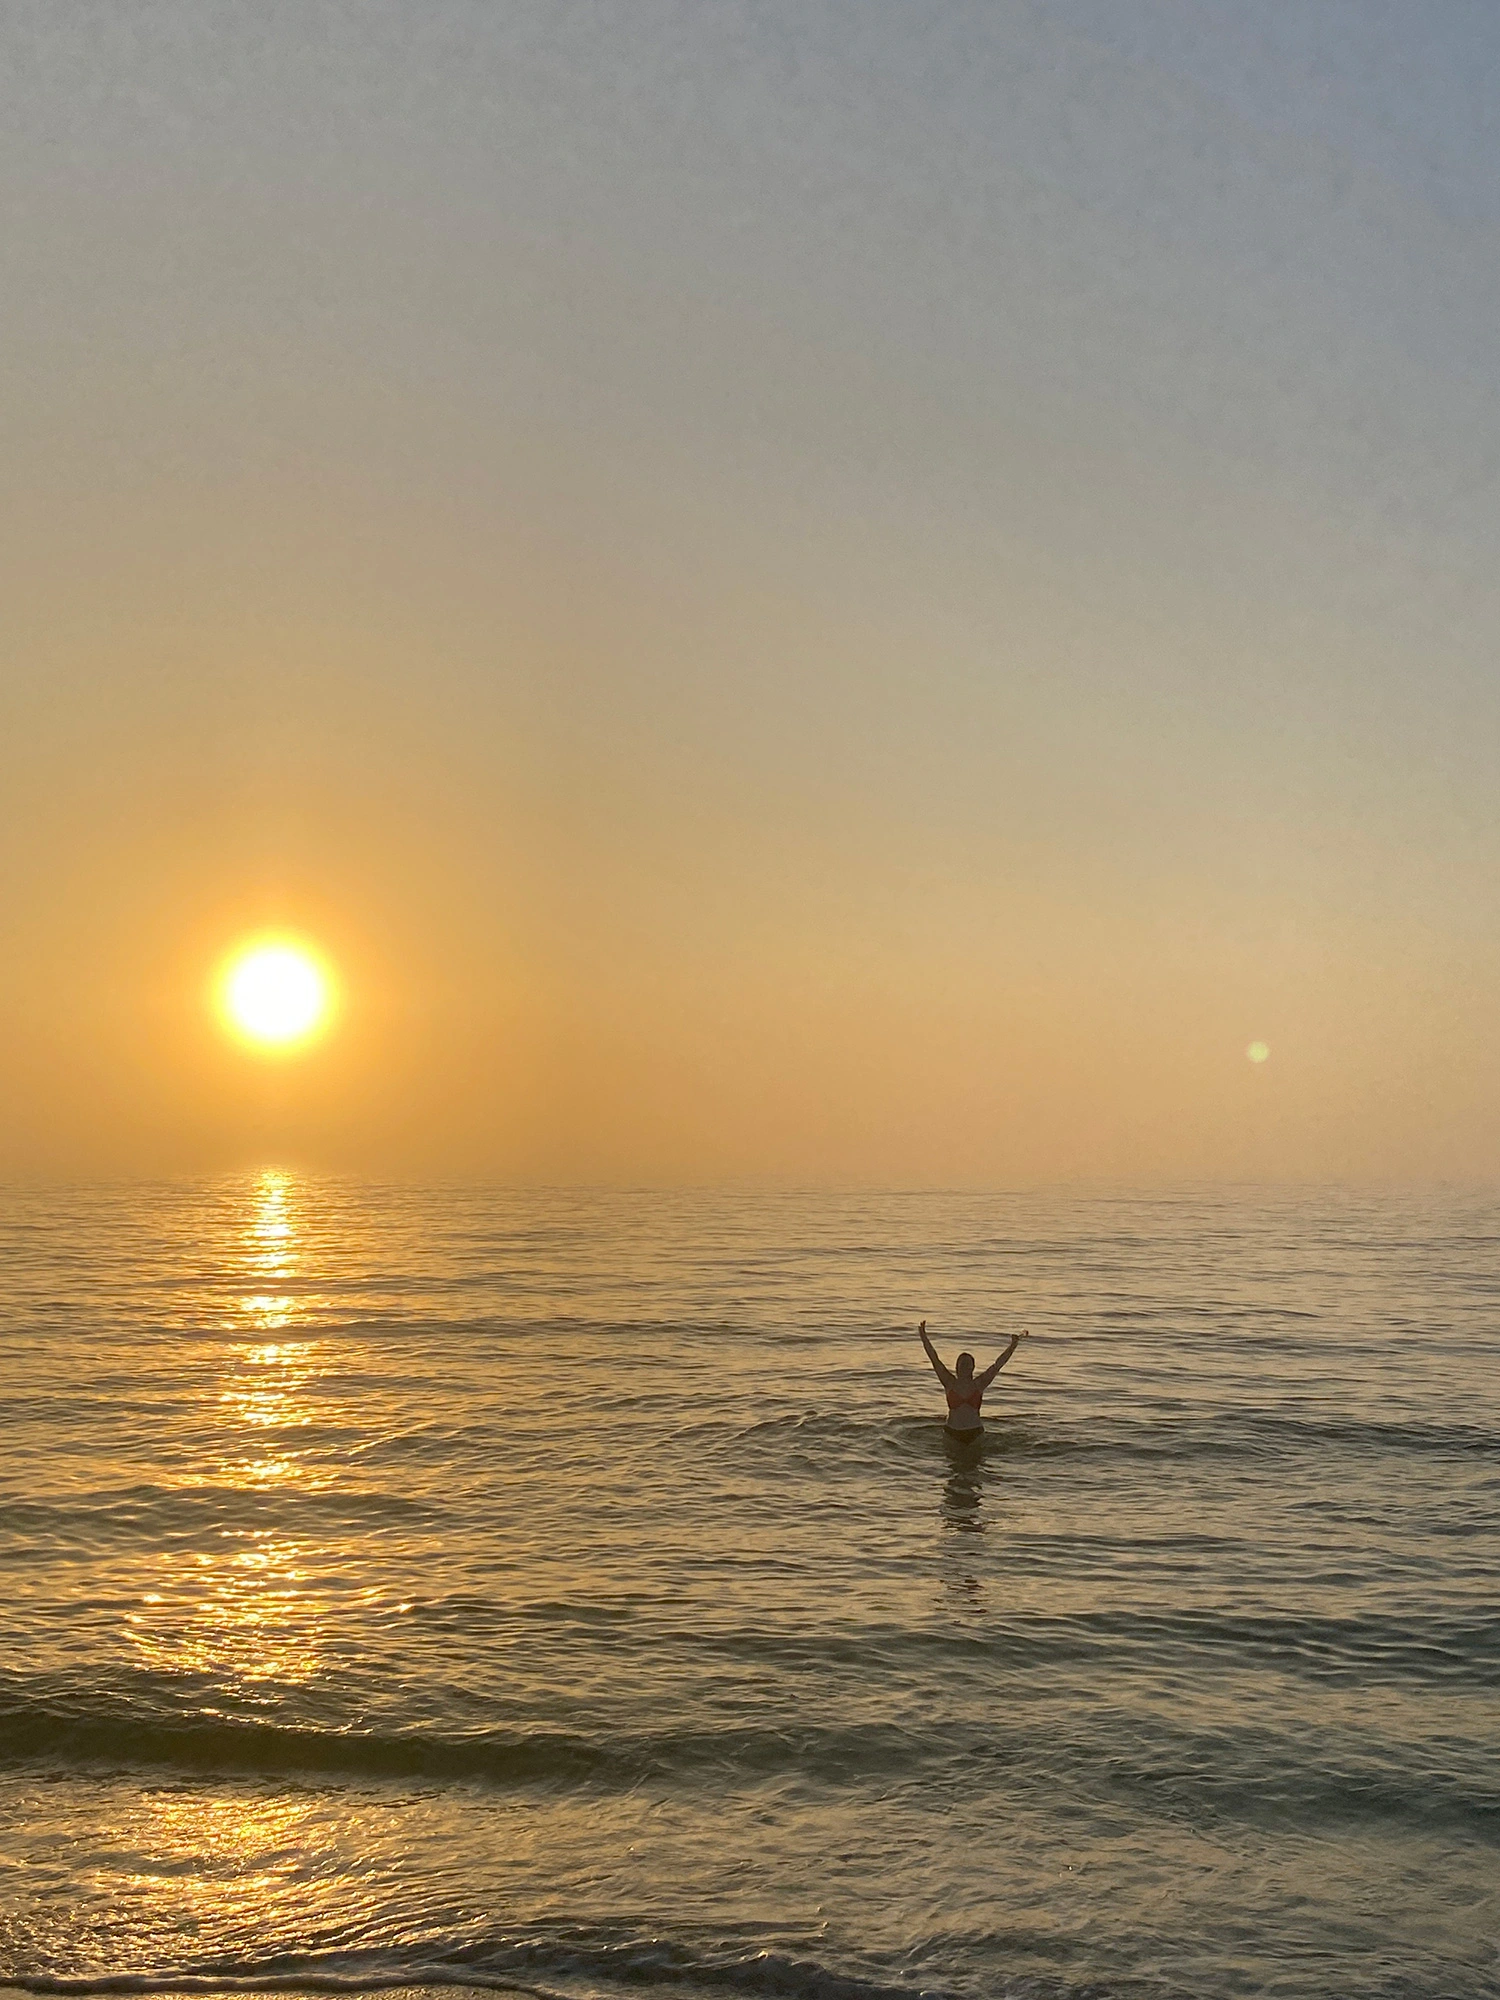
[2,0,1498,1184]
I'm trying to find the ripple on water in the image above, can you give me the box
[0,1180,1497,2000]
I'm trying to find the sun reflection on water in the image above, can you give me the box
[130,1169,346,1685]
[220,1341,320,1434]
[98,1782,340,1933]
[245,1170,296,1277]
[216,1174,334,1478]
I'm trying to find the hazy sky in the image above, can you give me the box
[3,1,1498,1183]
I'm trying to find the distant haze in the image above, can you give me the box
[3,1,1498,1183]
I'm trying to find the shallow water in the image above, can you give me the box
[1,1178,1496,2000]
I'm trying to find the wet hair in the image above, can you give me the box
[955,1351,976,1373]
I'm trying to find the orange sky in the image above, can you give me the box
[3,3,1498,1184]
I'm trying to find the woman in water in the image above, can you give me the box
[919,1320,1027,1438]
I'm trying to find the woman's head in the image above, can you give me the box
[955,1351,976,1378]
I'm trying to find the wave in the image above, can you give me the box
[1222,1410,1500,1461]
[882,1407,1500,1466]
[0,1702,632,1787]
[0,1929,1156,2000]
[0,1483,438,1552]
[3,1689,1495,1841]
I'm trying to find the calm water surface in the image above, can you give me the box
[1,1180,1496,2000]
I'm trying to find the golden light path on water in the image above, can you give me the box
[129,1171,341,1688]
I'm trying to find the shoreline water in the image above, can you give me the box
[0,1989,559,2000]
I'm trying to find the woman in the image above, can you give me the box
[919,1320,1027,1438]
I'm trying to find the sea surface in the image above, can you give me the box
[1,1178,1497,2000]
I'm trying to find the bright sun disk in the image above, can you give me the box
[221,943,332,1049]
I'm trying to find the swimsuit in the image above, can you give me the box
[945,1383,984,1435]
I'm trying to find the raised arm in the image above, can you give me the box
[977,1331,1027,1388]
[918,1320,956,1392]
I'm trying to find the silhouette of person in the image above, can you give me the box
[918,1320,1027,1438]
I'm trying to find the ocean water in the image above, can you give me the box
[1,1177,1496,2000]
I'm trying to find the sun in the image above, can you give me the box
[219,940,334,1051]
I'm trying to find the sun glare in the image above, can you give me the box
[220,942,333,1051]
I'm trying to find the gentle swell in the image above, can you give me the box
[0,1931,1090,2000]
[0,1703,628,1786]
[2,1695,1495,1840]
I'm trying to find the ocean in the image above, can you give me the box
[1,1177,1496,2000]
